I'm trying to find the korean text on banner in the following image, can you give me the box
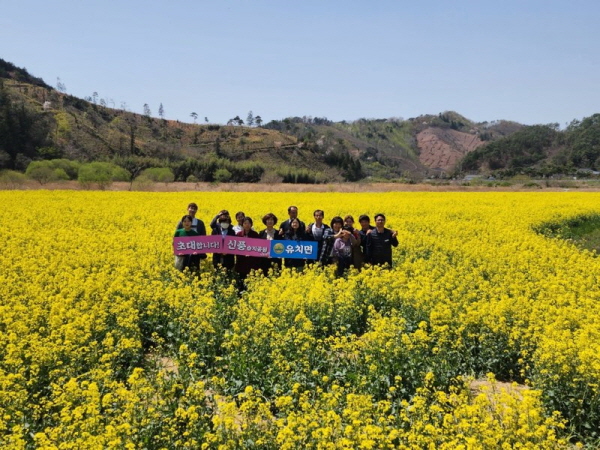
[224,236,270,257]
[173,235,223,255]
[269,240,318,260]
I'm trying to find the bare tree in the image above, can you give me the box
[56,77,67,93]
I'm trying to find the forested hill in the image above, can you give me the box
[4,56,596,183]
[263,112,524,179]
[460,115,600,177]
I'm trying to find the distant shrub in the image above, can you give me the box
[509,174,532,183]
[26,161,58,185]
[186,175,199,183]
[545,180,579,189]
[48,159,80,179]
[78,162,117,189]
[132,175,154,191]
[260,171,283,184]
[523,182,542,189]
[214,168,232,183]
[468,177,487,186]
[0,170,27,189]
[557,181,579,189]
[26,159,83,182]
[279,168,327,184]
[111,166,131,182]
[141,167,174,184]
[53,168,69,181]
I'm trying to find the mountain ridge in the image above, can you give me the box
[3,57,596,182]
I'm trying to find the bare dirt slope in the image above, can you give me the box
[417,127,485,172]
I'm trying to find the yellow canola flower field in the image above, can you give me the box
[1,190,599,449]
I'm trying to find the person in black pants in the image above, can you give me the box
[358,214,375,268]
[306,209,330,264]
[319,216,344,266]
[365,213,398,267]
[211,213,236,272]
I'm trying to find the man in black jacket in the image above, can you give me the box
[279,205,305,236]
[306,209,330,260]
[176,203,207,235]
[365,213,398,267]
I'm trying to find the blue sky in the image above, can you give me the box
[2,0,598,126]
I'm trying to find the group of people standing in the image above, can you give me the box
[174,203,398,278]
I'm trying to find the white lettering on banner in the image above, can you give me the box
[294,245,303,254]
[210,241,220,249]
[186,241,196,250]
[304,245,313,255]
[237,241,247,251]
[176,242,186,250]
[227,240,236,250]
[285,245,295,254]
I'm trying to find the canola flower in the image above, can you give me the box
[1,190,599,448]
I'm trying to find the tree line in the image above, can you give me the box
[459,115,600,177]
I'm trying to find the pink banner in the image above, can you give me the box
[173,235,223,255]
[224,236,270,257]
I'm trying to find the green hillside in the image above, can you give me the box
[9,56,588,184]
[459,115,600,177]
[0,59,356,183]
[263,116,433,179]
